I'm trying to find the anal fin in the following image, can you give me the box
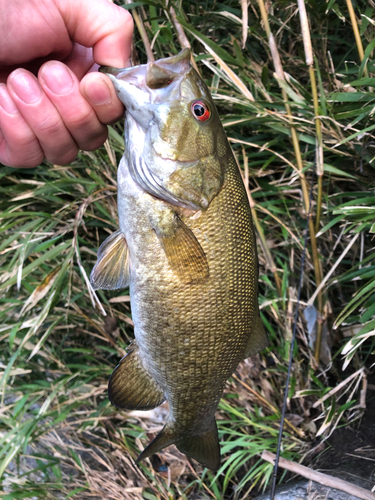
[244,314,269,358]
[136,425,175,465]
[90,229,130,290]
[157,215,209,284]
[108,342,165,410]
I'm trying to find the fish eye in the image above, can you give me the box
[191,100,211,122]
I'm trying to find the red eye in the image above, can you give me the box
[191,100,211,122]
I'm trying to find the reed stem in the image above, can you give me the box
[308,65,324,232]
[257,0,324,361]
[345,0,369,77]
[125,0,155,62]
[315,173,323,233]
[296,0,325,362]
[169,6,200,73]
[242,148,282,296]
[252,206,283,297]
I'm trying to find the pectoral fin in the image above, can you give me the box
[244,314,269,358]
[90,230,130,290]
[108,342,165,410]
[157,216,209,284]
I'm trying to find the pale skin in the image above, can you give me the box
[0,0,134,168]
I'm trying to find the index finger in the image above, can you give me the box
[56,0,134,67]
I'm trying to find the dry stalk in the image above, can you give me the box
[169,6,200,73]
[307,232,360,306]
[125,0,155,62]
[311,366,365,408]
[257,0,323,363]
[241,0,249,48]
[256,4,309,209]
[296,0,324,232]
[179,17,255,101]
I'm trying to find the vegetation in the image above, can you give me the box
[1,0,375,498]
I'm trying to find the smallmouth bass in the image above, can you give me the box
[90,49,268,471]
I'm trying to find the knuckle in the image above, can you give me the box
[118,8,134,28]
[16,133,38,150]
[81,129,108,151]
[36,114,63,137]
[0,116,44,167]
[45,145,78,166]
[7,149,43,168]
[97,105,124,126]
[66,103,94,129]
[7,135,43,166]
[22,154,44,168]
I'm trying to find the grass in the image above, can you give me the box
[1,0,375,498]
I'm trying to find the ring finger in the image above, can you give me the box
[38,61,108,152]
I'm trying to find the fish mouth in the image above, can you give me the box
[99,48,191,85]
[99,65,135,78]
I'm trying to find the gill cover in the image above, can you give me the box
[102,49,227,211]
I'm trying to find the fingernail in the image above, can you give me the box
[41,62,74,95]
[0,84,18,114]
[9,70,42,104]
[86,76,112,106]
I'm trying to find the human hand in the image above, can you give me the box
[0,0,133,168]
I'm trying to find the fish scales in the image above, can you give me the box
[124,157,254,414]
[90,49,268,471]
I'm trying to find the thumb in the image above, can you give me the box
[56,0,133,67]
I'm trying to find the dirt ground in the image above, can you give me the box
[314,372,375,491]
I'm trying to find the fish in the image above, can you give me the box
[90,48,268,471]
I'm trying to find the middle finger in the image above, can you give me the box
[38,61,108,152]
[7,69,78,165]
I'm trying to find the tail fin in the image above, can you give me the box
[136,419,220,471]
[177,421,220,471]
